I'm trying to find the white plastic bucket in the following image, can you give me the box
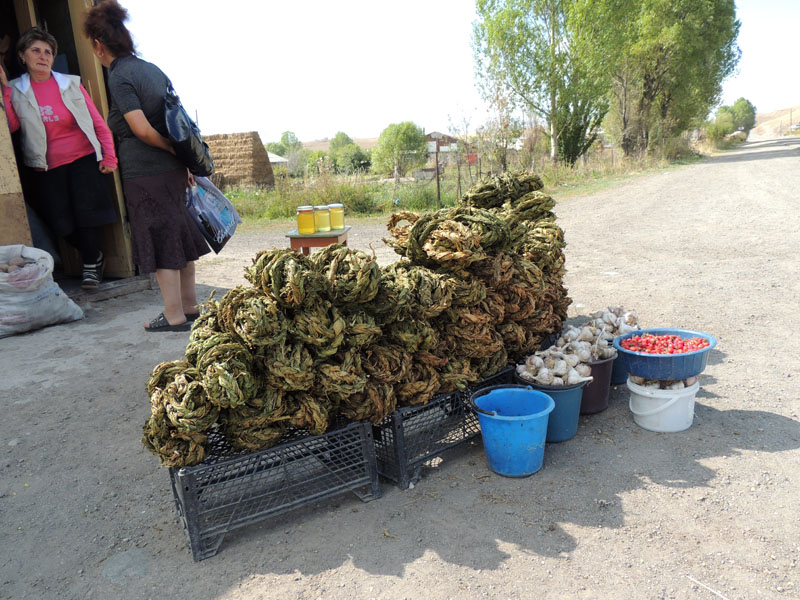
[627,377,700,432]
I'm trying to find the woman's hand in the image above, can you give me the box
[0,66,9,88]
[187,170,195,187]
[99,163,116,174]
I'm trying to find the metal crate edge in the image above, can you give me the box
[169,420,381,561]
[373,365,515,489]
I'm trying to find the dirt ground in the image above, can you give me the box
[2,137,799,600]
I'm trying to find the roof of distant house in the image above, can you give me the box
[426,131,459,144]
[268,152,288,163]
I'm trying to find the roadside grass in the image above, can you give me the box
[226,148,706,225]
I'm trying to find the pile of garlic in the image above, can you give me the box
[629,375,698,390]
[589,306,640,337]
[517,321,620,387]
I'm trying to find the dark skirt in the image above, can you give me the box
[32,153,118,236]
[122,169,211,273]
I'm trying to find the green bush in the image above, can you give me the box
[323,180,385,215]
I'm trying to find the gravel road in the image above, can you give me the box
[1,137,798,600]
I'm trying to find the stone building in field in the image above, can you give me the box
[204,132,274,188]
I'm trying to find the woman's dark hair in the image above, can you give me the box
[16,27,58,63]
[83,0,135,57]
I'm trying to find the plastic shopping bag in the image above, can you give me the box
[185,176,242,253]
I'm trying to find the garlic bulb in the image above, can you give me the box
[684,376,698,386]
[578,326,594,342]
[562,353,580,368]
[630,375,646,385]
[551,376,564,386]
[667,381,685,390]
[534,368,554,385]
[525,355,544,371]
[551,359,568,377]
[566,368,593,385]
[575,364,592,377]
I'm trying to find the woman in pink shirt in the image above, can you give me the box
[0,27,118,289]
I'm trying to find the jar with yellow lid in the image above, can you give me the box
[313,205,331,232]
[328,203,345,230]
[296,205,315,234]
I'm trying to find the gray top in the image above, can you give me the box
[107,55,183,179]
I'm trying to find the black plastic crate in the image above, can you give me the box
[373,365,515,489]
[169,420,381,561]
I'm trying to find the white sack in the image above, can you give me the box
[0,244,83,339]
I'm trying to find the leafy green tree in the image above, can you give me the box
[713,108,736,136]
[731,97,756,133]
[371,122,428,177]
[335,143,370,174]
[303,149,327,176]
[266,142,287,157]
[280,131,303,155]
[474,0,609,164]
[328,132,354,154]
[581,0,740,154]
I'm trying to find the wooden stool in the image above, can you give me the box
[285,226,351,255]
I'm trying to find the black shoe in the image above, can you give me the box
[81,251,104,289]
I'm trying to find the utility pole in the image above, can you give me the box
[435,140,441,208]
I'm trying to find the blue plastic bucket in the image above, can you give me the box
[470,385,554,477]
[513,373,586,442]
[539,382,587,442]
[610,354,628,385]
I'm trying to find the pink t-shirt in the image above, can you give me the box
[2,77,117,170]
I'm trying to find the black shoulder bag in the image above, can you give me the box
[163,80,214,177]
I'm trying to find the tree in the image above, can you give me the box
[474,0,609,164]
[582,0,740,155]
[713,108,736,136]
[371,122,428,177]
[265,142,287,157]
[731,98,756,133]
[328,132,354,154]
[326,132,368,173]
[334,143,370,174]
[475,87,523,172]
[280,131,303,155]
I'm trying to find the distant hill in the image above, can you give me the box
[751,105,800,138]
[302,138,380,152]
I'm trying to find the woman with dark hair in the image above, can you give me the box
[84,0,210,332]
[0,26,118,289]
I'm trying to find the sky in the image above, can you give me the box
[122,0,485,144]
[119,0,798,145]
[719,0,800,115]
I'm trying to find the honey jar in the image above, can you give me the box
[328,203,345,229]
[296,205,315,234]
[313,205,331,232]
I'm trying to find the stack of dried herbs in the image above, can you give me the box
[142,171,570,467]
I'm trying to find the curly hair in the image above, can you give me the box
[83,0,135,57]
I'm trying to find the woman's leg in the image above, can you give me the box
[64,227,101,264]
[148,268,188,327]
[179,261,200,315]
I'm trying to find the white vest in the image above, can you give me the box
[9,72,104,170]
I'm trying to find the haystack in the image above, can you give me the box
[204,131,274,188]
